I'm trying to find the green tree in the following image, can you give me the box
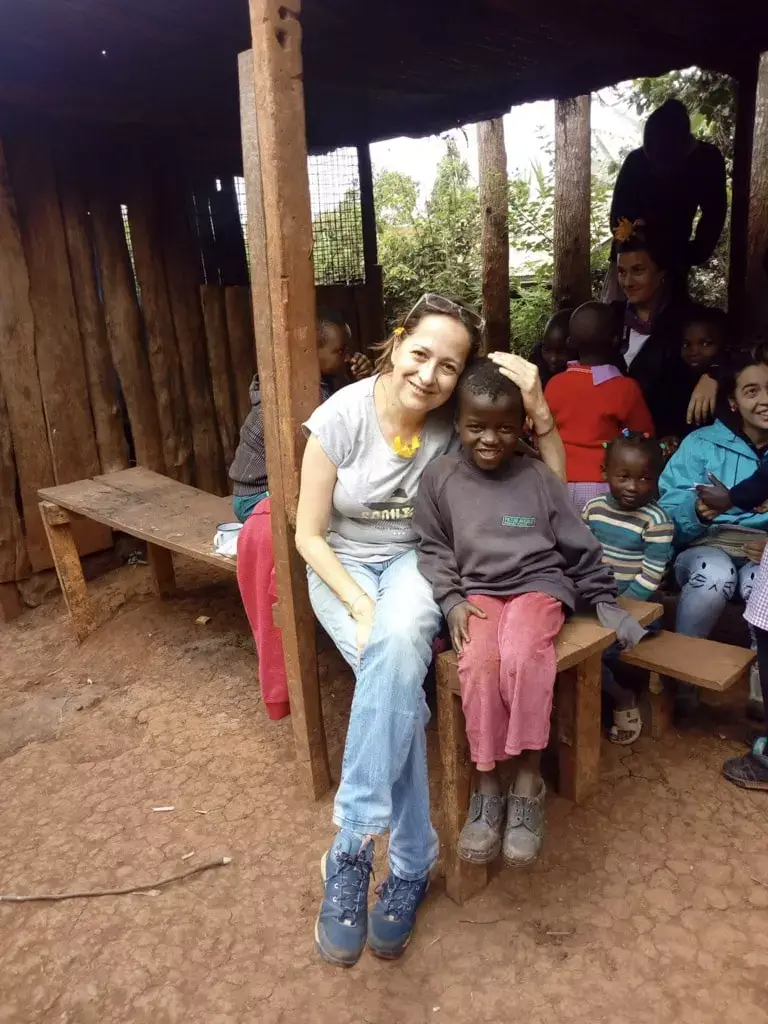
[373,170,418,228]
[311,186,365,285]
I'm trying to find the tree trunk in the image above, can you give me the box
[746,51,768,336]
[477,118,510,351]
[553,96,591,309]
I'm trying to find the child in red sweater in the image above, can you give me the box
[545,302,655,511]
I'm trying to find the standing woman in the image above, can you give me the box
[613,223,716,440]
[295,294,564,967]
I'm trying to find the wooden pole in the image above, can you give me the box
[553,96,592,309]
[224,285,258,426]
[477,118,510,351]
[0,365,29,583]
[357,143,378,272]
[746,51,768,336]
[728,59,758,328]
[239,25,331,800]
[200,283,238,469]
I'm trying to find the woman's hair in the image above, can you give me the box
[615,225,668,273]
[374,294,485,374]
[604,429,664,479]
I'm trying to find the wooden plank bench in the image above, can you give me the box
[619,630,755,739]
[38,467,236,641]
[436,597,662,905]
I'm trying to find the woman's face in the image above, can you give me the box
[617,249,665,307]
[390,314,472,413]
[729,363,768,435]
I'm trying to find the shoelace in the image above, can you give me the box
[374,875,421,920]
[329,851,373,924]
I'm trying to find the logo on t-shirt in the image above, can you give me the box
[361,488,413,522]
[502,515,536,528]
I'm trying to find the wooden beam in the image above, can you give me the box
[224,285,258,426]
[728,59,758,328]
[553,96,592,309]
[90,189,165,474]
[477,118,510,351]
[357,143,379,273]
[0,363,30,583]
[200,284,239,469]
[58,162,129,476]
[746,51,768,336]
[39,501,97,643]
[239,33,331,800]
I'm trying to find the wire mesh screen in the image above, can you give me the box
[308,147,365,285]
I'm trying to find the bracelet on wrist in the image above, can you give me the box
[536,419,556,438]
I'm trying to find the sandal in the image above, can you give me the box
[609,706,642,745]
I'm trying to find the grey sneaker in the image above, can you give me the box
[457,791,505,864]
[502,782,546,867]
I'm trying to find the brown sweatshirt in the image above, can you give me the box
[413,451,617,617]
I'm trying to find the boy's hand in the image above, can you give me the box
[447,600,487,655]
[695,473,732,513]
[687,374,717,426]
[486,352,551,434]
[348,352,374,381]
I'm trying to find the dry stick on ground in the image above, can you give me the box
[0,856,232,903]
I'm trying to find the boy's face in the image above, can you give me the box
[317,324,347,377]
[681,323,721,371]
[541,327,569,375]
[457,391,523,472]
[605,447,657,510]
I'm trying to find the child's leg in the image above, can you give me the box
[602,641,643,744]
[496,592,564,866]
[456,595,507,863]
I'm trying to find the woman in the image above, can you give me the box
[294,293,565,968]
[659,349,768,646]
[613,224,717,440]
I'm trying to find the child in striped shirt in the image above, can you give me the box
[583,431,675,743]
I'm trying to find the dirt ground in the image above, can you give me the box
[2,558,768,1024]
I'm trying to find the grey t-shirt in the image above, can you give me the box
[303,375,457,563]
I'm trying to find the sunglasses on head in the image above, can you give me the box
[404,293,485,334]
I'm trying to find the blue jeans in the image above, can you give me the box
[674,546,758,638]
[308,548,441,881]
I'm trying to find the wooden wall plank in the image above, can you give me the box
[224,285,257,426]
[200,283,238,469]
[240,25,331,800]
[90,190,166,474]
[58,163,129,475]
[126,169,194,483]
[747,51,768,335]
[0,365,30,582]
[157,165,226,495]
[0,138,57,571]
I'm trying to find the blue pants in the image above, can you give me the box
[674,546,757,638]
[308,549,441,881]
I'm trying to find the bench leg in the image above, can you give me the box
[147,543,176,599]
[39,501,96,642]
[436,678,488,905]
[0,582,23,623]
[557,652,602,804]
[648,671,673,740]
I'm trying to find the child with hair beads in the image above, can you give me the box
[545,302,655,512]
[414,358,644,867]
[582,430,674,744]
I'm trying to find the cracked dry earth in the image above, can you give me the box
[2,559,768,1024]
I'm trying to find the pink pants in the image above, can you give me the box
[457,592,564,764]
[235,498,290,720]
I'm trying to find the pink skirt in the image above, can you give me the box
[457,592,564,764]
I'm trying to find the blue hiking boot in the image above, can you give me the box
[315,833,374,967]
[367,871,430,959]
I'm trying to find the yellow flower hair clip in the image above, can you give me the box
[613,217,637,243]
[392,434,421,458]
[393,326,405,338]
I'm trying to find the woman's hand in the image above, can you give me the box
[687,373,717,426]
[349,352,374,381]
[487,352,553,433]
[744,538,768,564]
[446,600,487,655]
[349,593,376,658]
[695,473,732,513]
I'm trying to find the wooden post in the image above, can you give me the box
[39,501,96,642]
[553,96,592,309]
[224,285,258,426]
[556,653,602,804]
[357,143,378,273]
[58,167,129,475]
[239,23,331,800]
[147,543,176,599]
[200,284,239,468]
[746,51,768,336]
[90,190,166,474]
[477,118,510,351]
[0,365,29,583]
[728,60,758,327]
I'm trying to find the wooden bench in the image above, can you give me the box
[38,467,236,641]
[436,597,662,905]
[619,630,755,738]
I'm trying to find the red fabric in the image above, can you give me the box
[236,498,290,720]
[545,365,655,483]
[457,592,564,764]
